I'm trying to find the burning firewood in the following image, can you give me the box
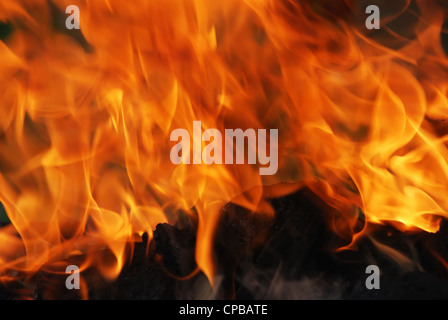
[1,0,448,300]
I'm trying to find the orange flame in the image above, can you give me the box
[1,0,448,296]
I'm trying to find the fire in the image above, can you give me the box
[0,0,448,297]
